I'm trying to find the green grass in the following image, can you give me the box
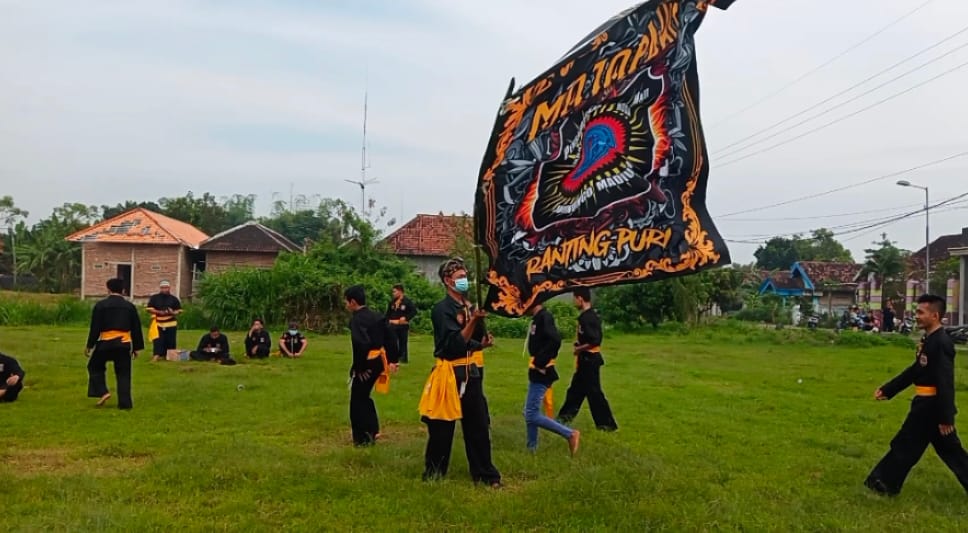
[1,326,967,532]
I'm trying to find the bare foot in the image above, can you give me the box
[96,393,112,407]
[568,430,581,457]
[151,355,163,362]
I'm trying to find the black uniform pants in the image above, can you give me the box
[557,354,618,430]
[390,325,409,363]
[350,358,383,446]
[0,381,24,403]
[153,327,177,357]
[423,376,501,484]
[88,345,133,409]
[867,400,968,494]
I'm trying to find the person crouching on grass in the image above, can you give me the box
[280,321,308,358]
[525,302,580,456]
[865,294,968,496]
[0,351,26,403]
[345,285,395,447]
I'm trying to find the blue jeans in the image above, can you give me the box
[524,382,574,450]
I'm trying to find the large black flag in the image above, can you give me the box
[475,0,734,317]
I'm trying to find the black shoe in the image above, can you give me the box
[864,477,897,496]
[597,425,618,432]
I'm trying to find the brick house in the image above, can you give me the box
[66,208,209,301]
[199,221,301,275]
[908,227,968,275]
[382,214,472,281]
[759,261,862,315]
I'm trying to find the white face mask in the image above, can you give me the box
[288,329,298,336]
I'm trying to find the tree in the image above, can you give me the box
[754,229,853,270]
[801,229,853,262]
[0,196,28,276]
[754,237,800,270]
[862,233,909,289]
[100,200,162,220]
[16,203,100,292]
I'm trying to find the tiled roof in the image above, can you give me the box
[382,214,472,257]
[65,208,209,248]
[797,261,863,286]
[200,222,301,253]
[763,272,805,291]
[910,229,968,268]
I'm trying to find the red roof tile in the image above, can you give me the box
[798,261,863,286]
[65,208,209,248]
[382,214,472,257]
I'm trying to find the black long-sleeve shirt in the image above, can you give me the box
[577,309,603,348]
[86,295,145,351]
[349,307,389,373]
[0,352,25,386]
[528,308,561,386]
[245,330,272,356]
[431,297,481,361]
[882,328,958,425]
[197,333,230,355]
[386,296,417,325]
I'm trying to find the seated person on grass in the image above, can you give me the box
[245,318,272,359]
[191,326,230,362]
[280,321,308,358]
[0,351,25,403]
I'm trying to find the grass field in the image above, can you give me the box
[2,325,967,532]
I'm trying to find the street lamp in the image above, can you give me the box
[897,180,930,294]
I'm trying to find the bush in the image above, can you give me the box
[0,294,91,326]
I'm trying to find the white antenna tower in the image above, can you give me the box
[345,88,378,216]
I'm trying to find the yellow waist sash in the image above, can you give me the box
[574,345,601,368]
[528,356,556,369]
[454,350,485,368]
[418,359,462,421]
[99,330,132,343]
[368,348,391,394]
[915,386,937,397]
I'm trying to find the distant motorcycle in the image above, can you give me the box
[807,315,819,330]
[899,318,914,335]
[946,326,968,344]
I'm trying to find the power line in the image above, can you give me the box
[716,58,968,168]
[712,28,968,156]
[715,150,968,218]
[723,202,923,223]
[725,193,968,244]
[707,0,938,127]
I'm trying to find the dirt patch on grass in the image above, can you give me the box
[2,447,152,477]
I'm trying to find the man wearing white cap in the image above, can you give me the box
[147,280,182,362]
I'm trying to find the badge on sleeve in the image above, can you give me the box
[918,343,928,367]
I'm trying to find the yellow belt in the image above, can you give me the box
[419,358,462,421]
[574,345,601,368]
[157,320,177,328]
[915,386,937,397]
[99,330,132,343]
[455,350,485,368]
[367,348,391,394]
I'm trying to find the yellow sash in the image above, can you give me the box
[574,345,601,369]
[418,359,462,421]
[147,319,159,342]
[529,356,556,417]
[99,330,132,343]
[369,348,391,394]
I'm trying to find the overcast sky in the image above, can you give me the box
[1,0,966,263]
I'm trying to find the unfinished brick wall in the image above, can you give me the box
[204,251,277,274]
[82,243,192,301]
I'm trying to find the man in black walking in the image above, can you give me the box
[386,284,417,363]
[866,294,968,495]
[86,278,144,409]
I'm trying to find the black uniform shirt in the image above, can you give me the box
[528,308,561,386]
[431,297,481,361]
[882,328,958,424]
[349,307,388,372]
[245,330,272,353]
[86,295,145,351]
[197,334,230,354]
[0,353,25,388]
[147,293,182,326]
[386,296,417,324]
